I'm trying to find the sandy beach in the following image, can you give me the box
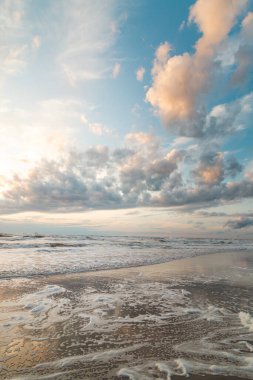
[0,249,253,379]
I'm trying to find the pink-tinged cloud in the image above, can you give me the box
[242,11,253,38]
[193,151,242,185]
[189,0,247,56]
[146,0,247,129]
[136,66,145,82]
[125,132,158,145]
[112,62,121,78]
[31,35,41,50]
[155,42,171,63]
[196,153,224,185]
[81,115,111,136]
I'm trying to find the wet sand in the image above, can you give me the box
[50,249,253,284]
[172,376,249,380]
[0,250,253,379]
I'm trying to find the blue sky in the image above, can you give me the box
[0,0,253,237]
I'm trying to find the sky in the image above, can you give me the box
[0,0,253,238]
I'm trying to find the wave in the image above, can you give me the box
[0,235,252,279]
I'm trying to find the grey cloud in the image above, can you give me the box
[1,137,252,214]
[153,178,253,209]
[145,158,178,191]
[118,138,183,195]
[85,146,109,166]
[173,111,207,138]
[232,12,253,86]
[232,46,253,86]
[224,217,253,229]
[204,92,253,138]
[2,154,122,213]
[192,151,242,186]
[112,148,134,161]
[1,137,183,213]
[225,156,243,177]
[192,151,224,185]
[195,211,228,217]
[158,92,253,139]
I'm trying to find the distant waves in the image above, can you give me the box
[0,234,252,279]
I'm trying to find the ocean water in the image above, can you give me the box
[0,235,253,379]
[0,233,252,279]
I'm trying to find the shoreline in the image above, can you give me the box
[44,249,253,287]
[0,249,252,379]
[1,248,251,283]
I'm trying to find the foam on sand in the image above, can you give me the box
[239,311,253,331]
[35,344,143,370]
[0,248,253,379]
[118,355,253,379]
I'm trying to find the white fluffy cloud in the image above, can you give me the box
[146,0,248,134]
[189,0,247,55]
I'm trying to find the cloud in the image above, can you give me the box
[179,21,185,31]
[80,115,112,136]
[53,0,125,84]
[112,62,121,78]
[193,151,243,185]
[0,0,27,79]
[189,0,247,55]
[232,12,253,85]
[204,92,253,137]
[136,66,145,81]
[224,217,253,229]
[242,11,253,38]
[0,134,184,213]
[0,0,129,88]
[194,152,224,185]
[153,175,253,209]
[0,1,43,83]
[146,0,248,135]
[88,123,110,136]
[0,0,252,219]
[1,132,252,214]
[196,211,228,217]
[156,90,253,138]
[125,132,159,146]
[31,35,41,50]
[0,97,93,179]
[225,156,243,177]
[155,42,171,62]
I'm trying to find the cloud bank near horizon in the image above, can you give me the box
[1,131,252,216]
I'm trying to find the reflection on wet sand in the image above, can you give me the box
[82,250,253,285]
[0,250,252,379]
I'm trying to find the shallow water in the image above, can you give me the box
[0,237,252,379]
[0,234,252,279]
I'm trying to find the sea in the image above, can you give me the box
[0,233,253,279]
[0,234,253,379]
